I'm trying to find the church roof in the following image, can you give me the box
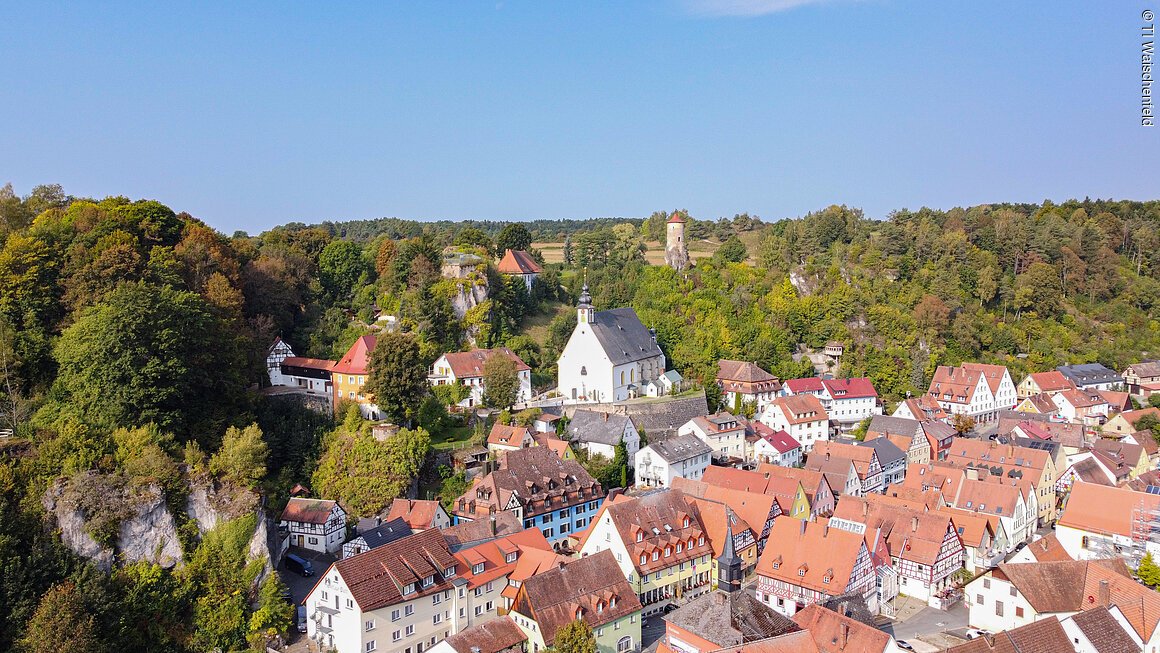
[589,308,663,365]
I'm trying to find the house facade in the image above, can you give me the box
[557,285,666,403]
[496,249,542,292]
[1124,360,1160,398]
[1057,363,1124,392]
[753,519,877,617]
[1016,370,1076,398]
[716,359,781,414]
[280,498,348,554]
[429,347,532,408]
[865,415,931,465]
[564,410,640,461]
[749,422,802,467]
[808,441,884,495]
[634,434,712,489]
[760,394,829,451]
[332,335,380,419]
[927,364,1015,423]
[678,411,747,463]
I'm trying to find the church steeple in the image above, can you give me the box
[717,508,743,593]
[577,274,595,324]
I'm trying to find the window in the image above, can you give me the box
[983,578,990,589]
[1015,606,1024,618]
[617,636,633,652]
[474,587,484,597]
[366,642,377,653]
[798,569,805,577]
[433,594,441,605]
[392,609,401,621]
[346,598,354,609]
[505,552,517,563]
[404,605,414,617]
[486,582,494,593]
[475,605,483,616]
[559,509,569,519]
[422,575,434,588]
[321,591,329,601]
[393,630,401,642]
[433,613,442,625]
[652,551,659,561]
[365,619,375,631]
[976,594,983,605]
[405,624,414,636]
[1009,586,1017,597]
[309,537,319,545]
[403,583,416,595]
[995,600,1004,617]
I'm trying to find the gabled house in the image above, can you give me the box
[754,519,876,617]
[920,421,957,461]
[1092,438,1150,479]
[672,476,781,555]
[700,466,810,523]
[758,465,837,518]
[386,499,452,532]
[805,456,862,499]
[749,421,803,467]
[1057,363,1124,392]
[864,415,931,466]
[927,363,1016,423]
[634,433,712,489]
[488,423,535,453]
[858,438,906,488]
[432,616,527,653]
[510,550,642,653]
[453,527,560,630]
[564,410,640,461]
[891,395,949,423]
[1101,389,1135,413]
[331,335,379,418]
[266,337,336,395]
[944,437,1058,526]
[659,586,800,653]
[429,348,532,409]
[807,441,884,496]
[791,604,898,653]
[818,378,882,431]
[1051,388,1110,425]
[304,529,459,653]
[576,488,715,615]
[1015,392,1060,416]
[717,359,781,415]
[944,616,1077,653]
[681,495,760,582]
[761,394,830,451]
[1056,482,1160,565]
[964,558,1160,651]
[935,506,999,573]
[496,249,542,292]
[1008,531,1072,564]
[831,498,964,602]
[1016,370,1076,398]
[453,447,605,547]
[679,411,747,463]
[1125,360,1160,398]
[1106,407,1160,436]
[280,497,348,555]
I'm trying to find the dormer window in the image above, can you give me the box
[576,607,584,619]
[444,566,456,578]
[664,547,672,557]
[773,562,780,570]
[610,596,617,607]
[505,552,517,563]
[422,575,434,588]
[472,563,485,575]
[676,543,683,553]
[698,536,705,546]
[798,569,806,577]
[652,551,659,561]
[640,555,647,565]
[597,601,605,614]
[636,532,643,543]
[403,583,416,595]
[683,517,690,528]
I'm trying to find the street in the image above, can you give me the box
[878,597,969,652]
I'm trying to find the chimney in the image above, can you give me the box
[800,520,807,536]
[839,622,849,649]
[966,468,980,481]
[825,452,831,462]
[862,502,868,518]
[1098,579,1110,605]
[604,413,608,422]
[489,516,496,535]
[911,516,919,532]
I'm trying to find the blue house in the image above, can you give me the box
[451,446,606,549]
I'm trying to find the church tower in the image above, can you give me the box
[717,509,743,593]
[665,211,690,271]
[577,281,595,324]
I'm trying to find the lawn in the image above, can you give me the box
[429,424,475,451]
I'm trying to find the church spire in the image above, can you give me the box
[717,508,743,593]
[577,271,594,324]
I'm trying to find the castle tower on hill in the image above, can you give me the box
[665,211,690,271]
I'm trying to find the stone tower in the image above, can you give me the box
[664,211,690,271]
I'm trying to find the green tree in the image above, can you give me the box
[50,281,243,444]
[20,582,102,653]
[248,574,294,646]
[1139,553,1160,588]
[1136,413,1160,435]
[554,619,597,653]
[312,425,431,516]
[716,236,747,263]
[496,223,533,254]
[1148,395,1160,409]
[209,424,269,488]
[365,332,428,424]
[318,240,370,298]
[483,354,520,409]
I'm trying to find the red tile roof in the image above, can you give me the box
[667,211,686,223]
[792,604,891,653]
[821,377,878,399]
[771,394,828,425]
[717,360,781,394]
[281,356,336,371]
[331,335,376,375]
[756,519,867,595]
[1027,370,1076,393]
[512,549,641,645]
[385,499,444,530]
[488,423,531,447]
[962,363,1011,396]
[280,497,341,525]
[453,527,557,589]
[441,347,531,379]
[324,528,457,611]
[497,249,542,274]
[784,378,825,394]
[442,616,527,653]
[1058,482,1160,538]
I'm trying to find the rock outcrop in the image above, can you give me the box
[449,276,489,320]
[185,476,260,536]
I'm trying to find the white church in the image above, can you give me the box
[557,283,667,403]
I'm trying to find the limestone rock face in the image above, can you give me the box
[450,277,489,320]
[185,477,260,536]
[116,486,183,569]
[42,481,114,571]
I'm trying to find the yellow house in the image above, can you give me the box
[331,335,380,419]
[944,438,1058,526]
[1105,407,1160,436]
[577,489,716,617]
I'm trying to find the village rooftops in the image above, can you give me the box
[438,347,530,379]
[962,362,1010,396]
[755,519,866,595]
[487,423,531,448]
[351,518,413,551]
[821,377,878,399]
[496,249,542,275]
[454,446,603,521]
[441,512,523,550]
[689,411,745,434]
[753,423,801,454]
[784,377,825,394]
[791,604,892,653]
[857,437,905,469]
[280,356,336,372]
[440,616,526,653]
[1026,370,1077,393]
[453,527,557,590]
[385,498,444,531]
[831,499,956,567]
[513,549,642,645]
[1068,606,1144,653]
[1017,532,1072,562]
[943,616,1074,653]
[929,365,984,404]
[579,488,713,575]
[670,477,777,543]
[565,410,635,446]
[773,394,828,423]
[280,497,341,524]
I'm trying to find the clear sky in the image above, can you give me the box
[1,1,1154,233]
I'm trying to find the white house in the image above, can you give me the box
[750,422,802,467]
[279,498,348,555]
[1050,388,1110,426]
[496,249,542,292]
[1055,482,1160,565]
[429,347,532,408]
[267,337,295,386]
[341,517,413,559]
[716,360,781,414]
[557,284,666,403]
[1057,363,1125,392]
[266,337,335,395]
[678,411,747,463]
[760,394,829,451]
[563,409,640,461]
[634,434,712,488]
[784,377,882,431]
[927,365,999,423]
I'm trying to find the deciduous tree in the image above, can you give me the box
[365,332,428,424]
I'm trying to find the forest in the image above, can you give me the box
[1,181,1159,651]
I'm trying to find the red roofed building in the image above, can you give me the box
[750,422,803,467]
[265,337,336,396]
[761,394,830,452]
[1017,370,1077,398]
[430,347,532,408]
[496,249,542,292]
[927,363,1016,423]
[453,527,560,629]
[792,604,894,653]
[331,335,380,418]
[717,359,781,413]
[386,498,451,531]
[279,497,348,554]
[754,519,876,617]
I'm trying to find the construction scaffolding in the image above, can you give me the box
[1087,498,1160,568]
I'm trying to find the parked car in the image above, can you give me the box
[297,605,308,633]
[965,628,992,640]
[896,640,913,651]
[284,553,314,577]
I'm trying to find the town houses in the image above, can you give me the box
[428,347,532,408]
[717,359,781,414]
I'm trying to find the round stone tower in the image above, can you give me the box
[664,211,690,271]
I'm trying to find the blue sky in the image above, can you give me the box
[1,1,1152,233]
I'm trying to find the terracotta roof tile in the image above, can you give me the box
[331,335,376,375]
[497,249,542,274]
[791,604,890,653]
[442,616,527,653]
[1058,482,1160,538]
[756,519,867,595]
[280,497,341,525]
[325,529,457,611]
[441,347,530,379]
[512,549,641,644]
